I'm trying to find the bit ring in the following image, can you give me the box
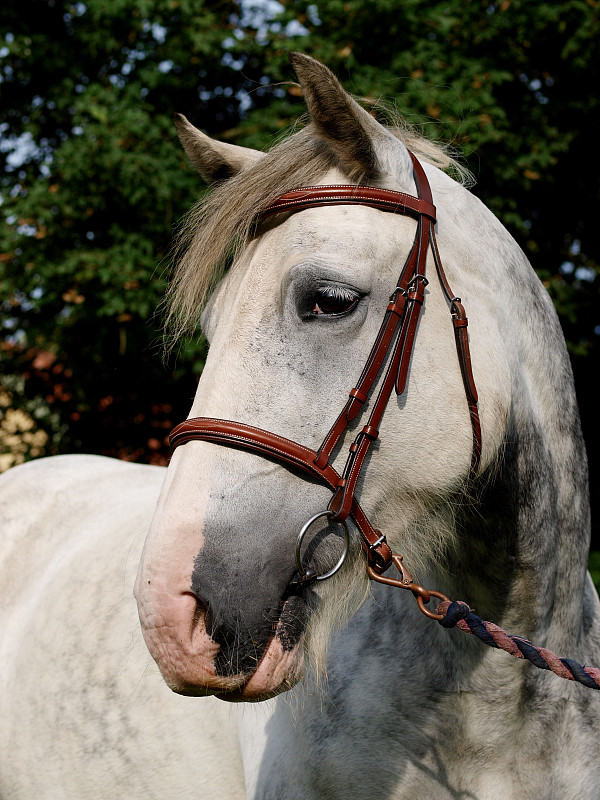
[295,510,350,581]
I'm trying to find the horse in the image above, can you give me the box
[1,52,599,799]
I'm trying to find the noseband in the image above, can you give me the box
[169,153,481,601]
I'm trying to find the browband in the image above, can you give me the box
[261,185,437,221]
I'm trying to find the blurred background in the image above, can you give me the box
[1,0,598,575]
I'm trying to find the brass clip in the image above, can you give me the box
[366,553,449,621]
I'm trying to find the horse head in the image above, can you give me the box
[134,54,589,703]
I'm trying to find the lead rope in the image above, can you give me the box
[437,600,600,689]
[369,555,600,690]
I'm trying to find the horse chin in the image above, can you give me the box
[166,631,305,702]
[214,637,305,703]
[212,594,307,702]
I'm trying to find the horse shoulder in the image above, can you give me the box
[0,455,248,799]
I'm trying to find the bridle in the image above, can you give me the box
[166,154,600,689]
[169,152,482,616]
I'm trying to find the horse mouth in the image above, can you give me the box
[211,594,307,702]
[143,592,308,701]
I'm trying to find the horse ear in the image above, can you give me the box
[174,114,262,183]
[289,52,407,183]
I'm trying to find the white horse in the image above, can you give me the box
[1,53,599,799]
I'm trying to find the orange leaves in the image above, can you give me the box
[31,350,57,370]
[61,288,85,303]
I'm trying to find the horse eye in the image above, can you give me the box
[310,286,360,317]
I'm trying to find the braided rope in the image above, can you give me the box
[436,600,600,690]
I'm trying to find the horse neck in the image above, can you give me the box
[349,414,591,707]
[418,184,592,650]
[445,339,590,657]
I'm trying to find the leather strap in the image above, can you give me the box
[313,221,422,470]
[429,225,481,475]
[169,152,482,574]
[261,185,436,221]
[169,417,393,571]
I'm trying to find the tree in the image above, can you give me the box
[0,0,269,463]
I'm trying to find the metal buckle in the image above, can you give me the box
[450,296,462,316]
[366,553,449,620]
[369,533,387,552]
[295,510,350,582]
[407,274,429,289]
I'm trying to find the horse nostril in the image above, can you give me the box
[184,592,209,634]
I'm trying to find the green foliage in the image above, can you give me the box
[0,0,261,459]
[1,0,599,529]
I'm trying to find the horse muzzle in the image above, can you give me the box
[135,577,307,700]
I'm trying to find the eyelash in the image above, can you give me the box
[310,285,361,317]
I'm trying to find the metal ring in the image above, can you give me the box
[295,510,350,581]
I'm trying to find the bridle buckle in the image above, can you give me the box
[407,273,429,290]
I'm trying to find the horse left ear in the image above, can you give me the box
[289,52,411,184]
[174,114,263,183]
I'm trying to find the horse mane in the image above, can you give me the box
[164,110,471,346]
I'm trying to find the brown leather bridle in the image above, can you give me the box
[169,153,481,605]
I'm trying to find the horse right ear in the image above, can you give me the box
[174,114,262,183]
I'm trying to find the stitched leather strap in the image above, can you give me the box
[169,417,393,571]
[261,185,436,221]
